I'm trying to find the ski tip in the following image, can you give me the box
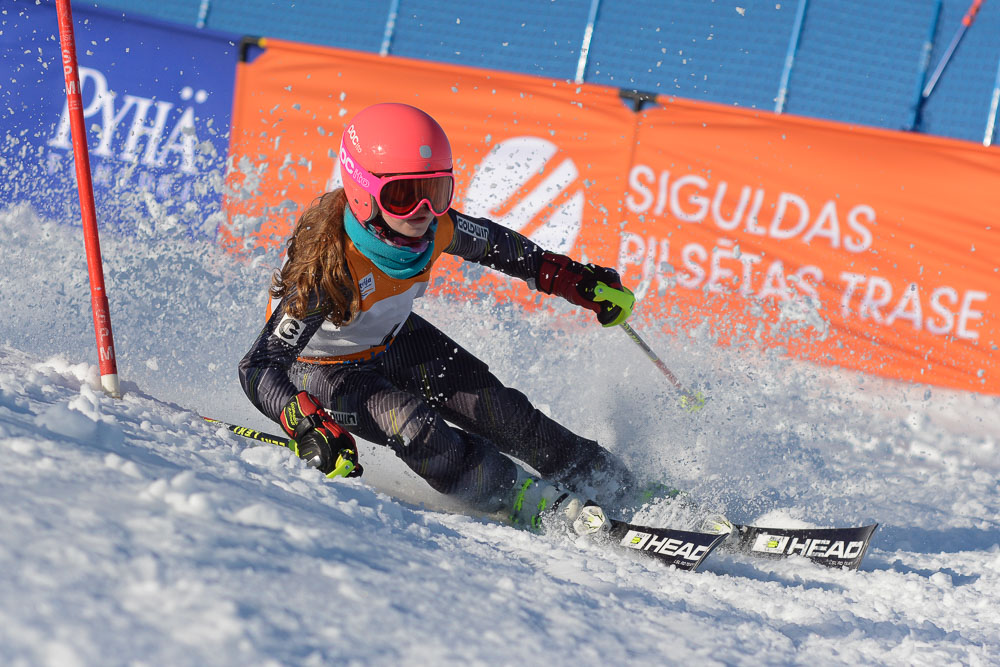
[609,520,729,572]
[735,523,879,570]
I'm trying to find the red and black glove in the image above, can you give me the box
[280,391,362,478]
[536,252,635,327]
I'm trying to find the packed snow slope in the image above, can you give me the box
[2,205,999,666]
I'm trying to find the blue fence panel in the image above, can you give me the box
[25,0,998,144]
[389,0,591,80]
[783,0,940,132]
[203,0,391,52]
[79,0,204,26]
[586,0,795,109]
[917,0,1000,143]
[0,0,238,238]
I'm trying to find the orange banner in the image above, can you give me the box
[223,38,1000,395]
[622,99,1000,394]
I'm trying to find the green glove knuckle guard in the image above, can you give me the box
[280,392,361,478]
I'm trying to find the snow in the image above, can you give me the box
[1,204,999,665]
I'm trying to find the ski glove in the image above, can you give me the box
[536,252,635,327]
[280,391,362,478]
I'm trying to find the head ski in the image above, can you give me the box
[731,524,879,570]
[607,520,729,571]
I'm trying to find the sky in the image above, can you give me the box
[1,202,999,665]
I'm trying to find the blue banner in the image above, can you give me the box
[0,0,238,238]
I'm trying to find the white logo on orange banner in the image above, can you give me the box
[463,136,583,254]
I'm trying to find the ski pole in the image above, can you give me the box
[922,0,985,100]
[616,321,706,413]
[984,54,1000,146]
[774,0,809,114]
[202,416,359,478]
[203,417,291,446]
[591,282,705,412]
[907,0,943,130]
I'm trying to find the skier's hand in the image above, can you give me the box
[536,252,635,326]
[280,391,362,478]
[295,428,362,478]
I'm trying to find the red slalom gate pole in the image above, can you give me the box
[55,0,121,398]
[922,0,986,100]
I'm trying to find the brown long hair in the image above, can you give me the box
[270,188,359,325]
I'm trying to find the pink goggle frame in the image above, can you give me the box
[339,139,454,219]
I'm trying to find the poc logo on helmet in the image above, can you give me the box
[339,145,370,189]
[272,314,305,345]
[346,124,361,151]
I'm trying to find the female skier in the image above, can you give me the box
[238,102,637,535]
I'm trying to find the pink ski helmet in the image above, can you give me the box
[339,103,453,223]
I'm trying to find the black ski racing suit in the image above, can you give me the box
[238,210,632,513]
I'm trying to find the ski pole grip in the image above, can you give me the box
[592,281,635,327]
[592,281,631,310]
[327,449,362,479]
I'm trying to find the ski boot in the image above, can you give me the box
[504,467,609,537]
[696,513,734,536]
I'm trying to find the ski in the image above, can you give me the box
[607,521,878,571]
[607,520,729,571]
[208,417,879,570]
[728,523,879,570]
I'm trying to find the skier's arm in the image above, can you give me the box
[443,210,634,326]
[443,211,544,283]
[238,291,363,478]
[237,291,330,423]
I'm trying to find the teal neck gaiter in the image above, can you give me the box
[343,208,436,279]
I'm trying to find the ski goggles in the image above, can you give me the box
[339,139,454,219]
